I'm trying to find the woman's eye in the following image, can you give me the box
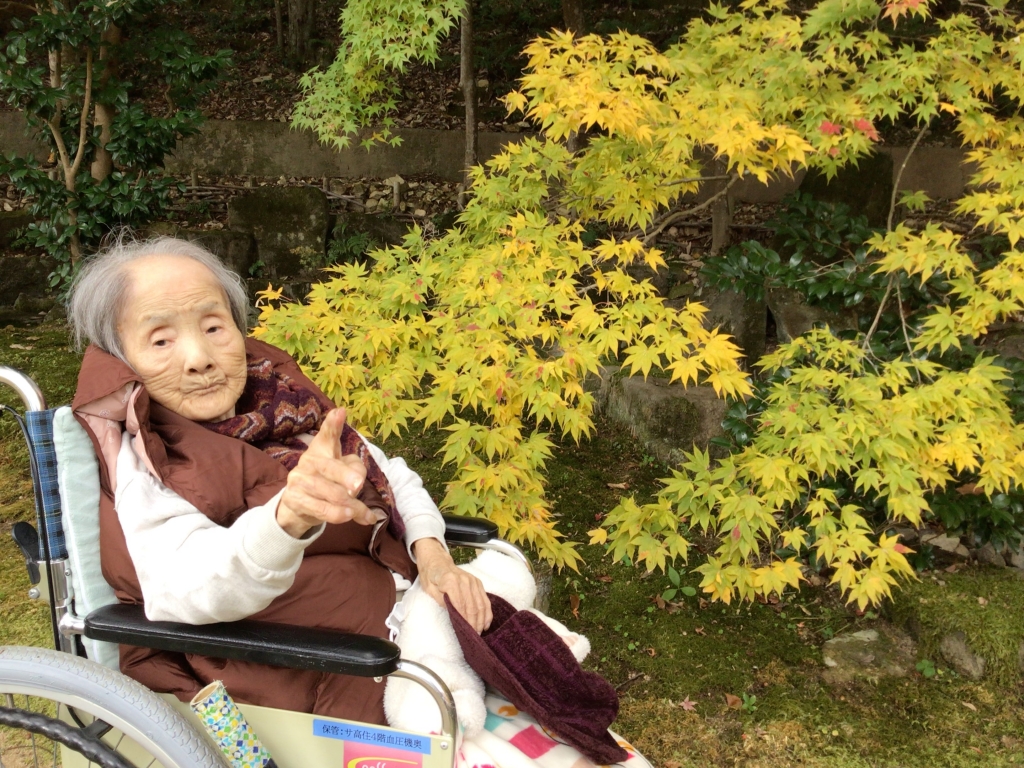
[207,325,220,334]
[154,339,168,348]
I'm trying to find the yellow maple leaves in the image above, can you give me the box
[274,0,1024,607]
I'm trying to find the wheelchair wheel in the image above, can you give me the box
[0,704,134,767]
[0,646,225,768]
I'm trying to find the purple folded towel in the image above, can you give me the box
[446,594,628,765]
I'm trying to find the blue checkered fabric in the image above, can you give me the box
[24,409,67,560]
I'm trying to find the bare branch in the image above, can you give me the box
[639,173,741,245]
[863,121,930,351]
[661,174,733,187]
[862,275,895,351]
[896,281,914,353]
[887,122,930,232]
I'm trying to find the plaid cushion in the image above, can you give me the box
[25,408,67,559]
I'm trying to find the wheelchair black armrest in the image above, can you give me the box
[83,517,499,677]
[442,514,498,544]
[84,603,401,677]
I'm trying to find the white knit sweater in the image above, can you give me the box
[113,431,446,624]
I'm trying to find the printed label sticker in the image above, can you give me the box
[311,719,431,755]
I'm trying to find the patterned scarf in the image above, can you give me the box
[201,356,404,538]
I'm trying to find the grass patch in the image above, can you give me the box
[889,566,1024,687]
[0,320,80,649]
[1,323,1024,766]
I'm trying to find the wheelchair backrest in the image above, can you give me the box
[52,406,120,668]
[14,401,120,668]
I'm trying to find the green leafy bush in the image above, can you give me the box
[701,194,883,308]
[706,199,1024,555]
[0,0,230,283]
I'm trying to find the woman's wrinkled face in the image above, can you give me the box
[119,255,247,422]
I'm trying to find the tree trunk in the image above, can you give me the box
[287,0,316,66]
[562,0,584,34]
[459,0,477,190]
[91,23,121,182]
[709,158,733,255]
[274,0,284,52]
[561,0,583,154]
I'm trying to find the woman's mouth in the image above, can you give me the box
[189,382,223,396]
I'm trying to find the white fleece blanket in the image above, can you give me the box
[384,551,649,768]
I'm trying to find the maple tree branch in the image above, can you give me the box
[660,174,733,187]
[862,275,895,351]
[887,121,930,232]
[896,280,914,352]
[639,172,741,245]
[864,121,930,351]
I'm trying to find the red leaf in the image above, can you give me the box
[569,594,581,619]
[853,118,879,141]
[819,120,842,136]
[894,543,911,553]
[732,525,742,541]
[725,693,742,710]
[679,696,697,712]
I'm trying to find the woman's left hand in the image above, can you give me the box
[413,538,492,633]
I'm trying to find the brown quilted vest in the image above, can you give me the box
[72,338,416,694]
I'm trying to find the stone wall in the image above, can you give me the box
[0,111,523,184]
[0,110,979,197]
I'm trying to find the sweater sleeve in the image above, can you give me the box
[360,436,448,559]
[113,432,324,624]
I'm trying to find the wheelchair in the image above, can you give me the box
[0,364,538,768]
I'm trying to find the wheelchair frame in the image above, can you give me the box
[0,365,532,768]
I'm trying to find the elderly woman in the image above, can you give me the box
[67,236,491,724]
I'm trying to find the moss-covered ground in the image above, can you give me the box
[2,321,1023,766]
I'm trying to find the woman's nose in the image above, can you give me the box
[182,335,217,373]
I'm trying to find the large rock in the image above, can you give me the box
[1008,545,1024,570]
[920,530,970,559]
[696,287,767,365]
[0,250,53,307]
[975,542,1006,568]
[800,151,894,228]
[143,223,256,277]
[597,368,727,466]
[766,286,859,343]
[939,631,986,680]
[983,323,1024,361]
[822,626,915,685]
[332,211,411,252]
[228,186,328,278]
[0,209,34,248]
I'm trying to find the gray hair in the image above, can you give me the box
[68,235,250,361]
